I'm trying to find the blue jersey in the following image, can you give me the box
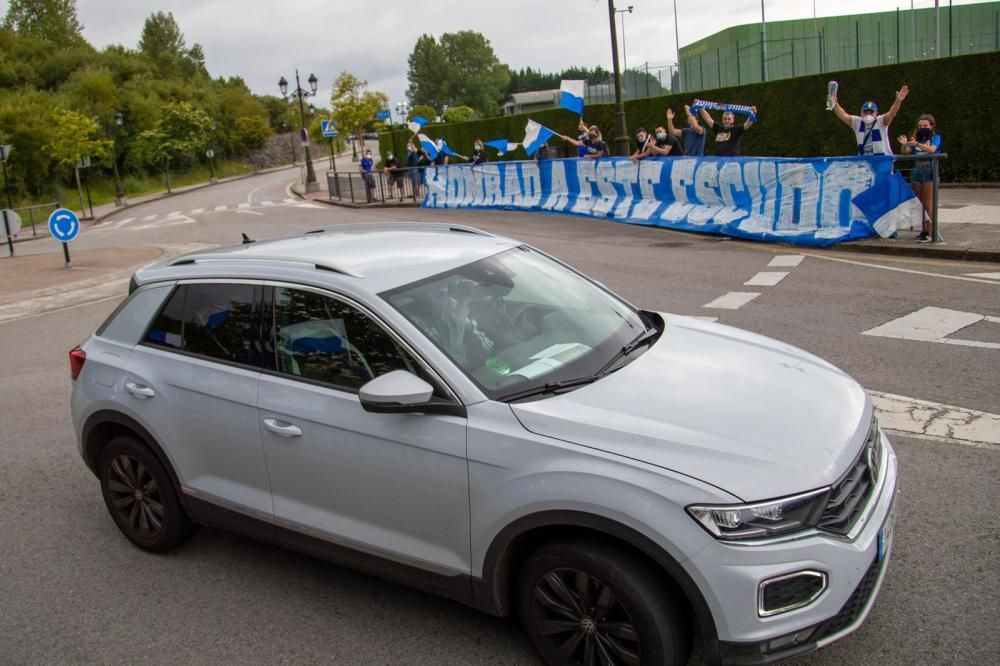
[681,127,706,156]
[360,157,373,172]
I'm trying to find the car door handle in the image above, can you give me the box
[125,382,155,399]
[263,418,302,438]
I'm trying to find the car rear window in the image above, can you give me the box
[144,283,260,366]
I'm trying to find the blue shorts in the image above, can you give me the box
[910,166,933,183]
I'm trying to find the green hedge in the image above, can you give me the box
[380,51,999,182]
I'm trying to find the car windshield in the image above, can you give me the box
[382,246,651,401]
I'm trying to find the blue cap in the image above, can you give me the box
[861,101,878,113]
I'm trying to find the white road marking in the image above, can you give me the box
[703,292,760,309]
[767,254,805,267]
[261,200,276,207]
[214,205,227,212]
[161,216,197,226]
[166,210,181,217]
[964,272,1000,281]
[283,198,297,204]
[744,271,789,286]
[190,208,204,215]
[294,203,324,209]
[235,209,263,216]
[113,217,135,228]
[142,214,157,221]
[806,253,1000,286]
[863,306,1000,350]
[871,391,1000,448]
[238,202,251,209]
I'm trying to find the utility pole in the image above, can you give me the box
[673,0,683,92]
[607,0,630,157]
[761,1,768,82]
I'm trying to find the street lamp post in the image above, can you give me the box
[607,1,630,157]
[279,70,320,193]
[615,6,633,97]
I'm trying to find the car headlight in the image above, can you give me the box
[687,488,830,541]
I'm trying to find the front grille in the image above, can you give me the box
[810,555,882,642]
[819,420,881,535]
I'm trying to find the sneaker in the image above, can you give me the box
[917,233,931,243]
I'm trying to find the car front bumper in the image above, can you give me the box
[687,430,898,665]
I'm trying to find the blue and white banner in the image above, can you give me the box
[559,80,585,115]
[422,155,908,246]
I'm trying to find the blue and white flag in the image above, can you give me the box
[407,115,428,134]
[522,120,555,156]
[417,133,439,159]
[439,139,461,158]
[485,139,520,156]
[194,304,231,332]
[852,172,924,236]
[559,80,585,115]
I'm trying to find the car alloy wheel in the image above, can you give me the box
[106,452,165,539]
[98,436,194,553]
[531,567,641,664]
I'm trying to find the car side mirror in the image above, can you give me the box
[359,370,434,413]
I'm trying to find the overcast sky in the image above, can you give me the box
[60,0,972,110]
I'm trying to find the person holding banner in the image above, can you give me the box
[666,105,706,156]
[698,105,757,157]
[629,128,652,161]
[830,85,909,156]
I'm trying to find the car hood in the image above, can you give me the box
[510,314,872,500]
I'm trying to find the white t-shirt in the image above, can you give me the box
[851,114,893,156]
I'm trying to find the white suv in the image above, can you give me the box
[71,223,897,665]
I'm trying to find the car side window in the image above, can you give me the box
[145,283,259,366]
[272,287,426,392]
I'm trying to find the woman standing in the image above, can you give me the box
[898,114,942,242]
[560,125,607,158]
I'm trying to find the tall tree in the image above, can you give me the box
[329,72,388,149]
[406,35,450,113]
[2,0,85,45]
[406,31,509,118]
[138,11,186,76]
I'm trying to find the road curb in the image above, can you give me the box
[824,240,1000,263]
[288,183,420,209]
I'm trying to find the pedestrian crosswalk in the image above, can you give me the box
[91,198,322,233]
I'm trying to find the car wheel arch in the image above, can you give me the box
[476,509,722,664]
[82,410,185,501]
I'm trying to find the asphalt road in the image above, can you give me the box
[0,167,997,664]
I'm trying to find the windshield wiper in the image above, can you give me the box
[501,319,661,403]
[500,375,604,403]
[593,323,661,378]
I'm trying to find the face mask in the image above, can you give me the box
[387,153,393,159]
[475,144,482,150]
[637,134,646,143]
[915,127,932,141]
[365,153,371,158]
[862,115,876,128]
[656,132,666,140]
[589,134,598,140]
[407,146,414,152]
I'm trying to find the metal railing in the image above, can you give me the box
[7,202,61,237]
[327,167,425,205]
[892,152,947,243]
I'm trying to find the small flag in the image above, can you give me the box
[559,80,585,115]
[194,304,231,332]
[407,115,428,134]
[522,120,555,157]
[485,139,518,156]
[417,133,439,159]
[852,172,924,237]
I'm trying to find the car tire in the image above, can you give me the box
[516,540,691,666]
[98,436,193,553]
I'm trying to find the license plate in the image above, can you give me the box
[877,506,895,563]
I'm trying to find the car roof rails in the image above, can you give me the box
[301,222,494,237]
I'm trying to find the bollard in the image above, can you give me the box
[931,156,940,242]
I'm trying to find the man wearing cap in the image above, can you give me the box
[831,85,909,156]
